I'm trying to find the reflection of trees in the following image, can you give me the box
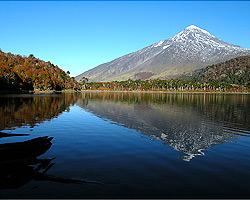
[0,136,102,190]
[78,92,250,131]
[0,93,79,131]
[77,92,250,161]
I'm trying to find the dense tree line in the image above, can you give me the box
[0,50,79,92]
[181,55,250,89]
[79,78,248,93]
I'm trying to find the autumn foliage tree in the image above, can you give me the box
[0,49,79,91]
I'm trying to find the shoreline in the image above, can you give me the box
[79,90,250,95]
[33,89,78,94]
[1,89,249,95]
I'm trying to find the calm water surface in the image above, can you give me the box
[0,92,250,198]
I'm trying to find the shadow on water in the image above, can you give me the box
[0,136,102,191]
[0,132,29,138]
[77,92,250,161]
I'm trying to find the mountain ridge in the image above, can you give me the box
[181,55,250,87]
[76,25,250,82]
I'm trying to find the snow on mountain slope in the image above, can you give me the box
[76,25,250,82]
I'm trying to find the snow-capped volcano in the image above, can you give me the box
[76,25,250,82]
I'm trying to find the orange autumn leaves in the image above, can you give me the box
[0,50,78,91]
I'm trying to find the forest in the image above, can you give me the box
[182,55,250,86]
[79,78,248,93]
[0,49,79,92]
[1,49,249,93]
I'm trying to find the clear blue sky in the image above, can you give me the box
[0,1,250,77]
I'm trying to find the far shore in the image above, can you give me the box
[1,89,249,95]
[79,89,250,95]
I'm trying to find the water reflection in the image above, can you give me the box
[0,93,79,131]
[77,92,250,161]
[0,93,101,192]
[0,92,249,162]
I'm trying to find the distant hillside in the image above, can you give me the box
[181,56,250,88]
[0,49,78,92]
[77,55,250,93]
[76,25,250,82]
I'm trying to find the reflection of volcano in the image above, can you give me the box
[78,99,239,161]
[0,136,102,191]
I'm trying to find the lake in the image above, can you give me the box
[0,92,250,198]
